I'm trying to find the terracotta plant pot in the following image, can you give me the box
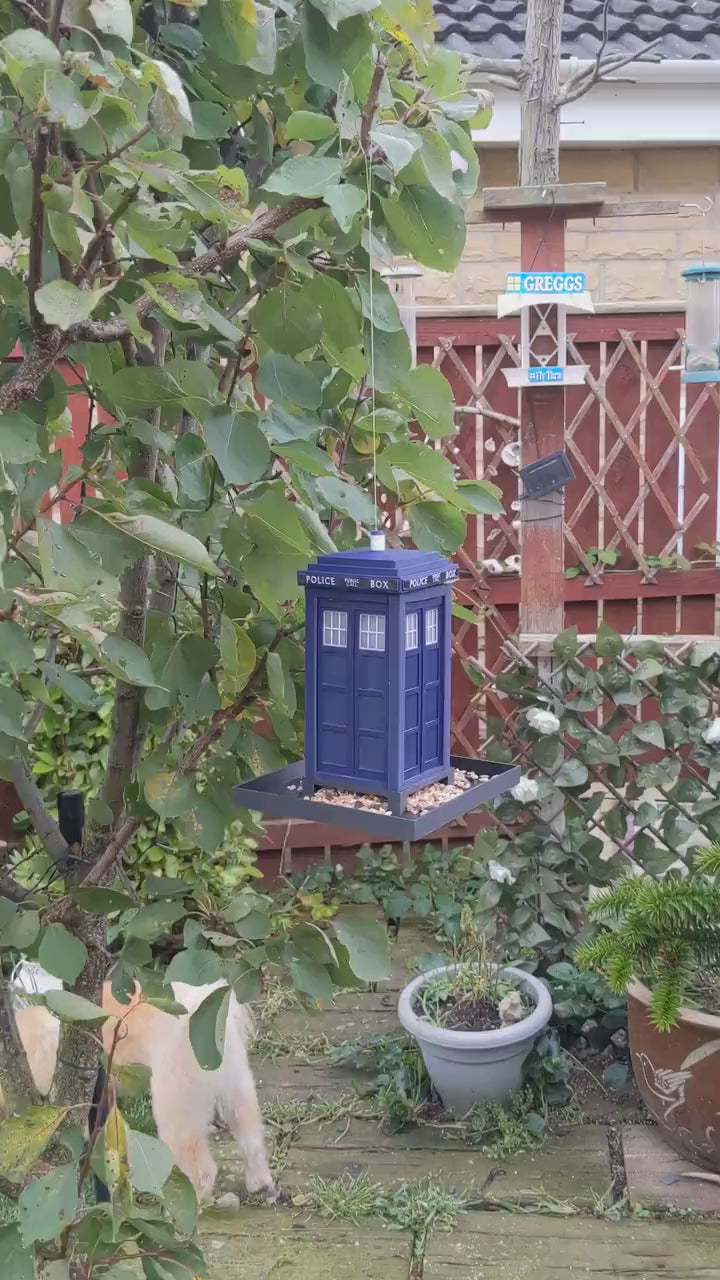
[628,979,720,1171]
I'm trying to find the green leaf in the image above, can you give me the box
[301,7,372,90]
[633,720,665,749]
[371,122,421,172]
[199,0,259,66]
[218,615,256,704]
[127,1128,174,1195]
[279,441,338,476]
[379,440,456,499]
[332,913,390,982]
[553,626,579,661]
[266,650,296,717]
[555,759,589,788]
[596,620,623,659]
[305,273,363,359]
[204,405,270,485]
[309,0,378,24]
[0,908,39,950]
[45,990,106,1022]
[357,273,403,332]
[316,475,375,524]
[166,949,225,986]
[286,110,337,141]
[254,286,323,355]
[0,413,41,464]
[107,366,180,413]
[40,661,99,710]
[125,899,186,940]
[0,687,27,740]
[324,182,366,231]
[102,635,158,687]
[0,622,35,675]
[189,985,230,1070]
[35,280,109,330]
[382,187,465,271]
[89,0,134,41]
[18,1164,79,1245]
[256,353,324,409]
[232,908,271,940]
[103,513,221,577]
[453,480,503,516]
[73,887,136,913]
[0,1105,68,1183]
[104,1105,132,1239]
[0,1225,33,1280]
[0,30,61,101]
[38,923,87,984]
[395,364,456,439]
[366,323,412,393]
[265,155,342,197]
[409,501,466,553]
[163,1169,198,1234]
[43,71,91,129]
[290,957,334,1000]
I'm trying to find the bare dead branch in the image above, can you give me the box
[557,37,664,106]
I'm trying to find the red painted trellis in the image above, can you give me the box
[416,310,720,757]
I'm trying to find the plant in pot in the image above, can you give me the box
[397,909,552,1115]
[577,846,720,1170]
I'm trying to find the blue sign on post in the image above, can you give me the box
[506,271,586,295]
[527,366,565,384]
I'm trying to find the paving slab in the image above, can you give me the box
[261,1002,398,1048]
[216,1121,611,1207]
[254,1057,358,1103]
[624,1124,720,1214]
[200,1207,412,1280]
[422,1209,720,1278]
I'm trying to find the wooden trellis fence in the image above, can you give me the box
[260,309,720,865]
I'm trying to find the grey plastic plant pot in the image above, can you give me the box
[397,965,553,1116]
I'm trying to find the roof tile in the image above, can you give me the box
[434,0,720,60]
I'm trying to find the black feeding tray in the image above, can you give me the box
[233,756,520,841]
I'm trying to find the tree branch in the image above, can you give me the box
[0,973,43,1116]
[28,122,50,331]
[69,196,320,345]
[98,327,167,826]
[557,38,664,106]
[7,758,69,865]
[360,53,388,153]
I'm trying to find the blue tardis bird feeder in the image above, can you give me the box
[234,533,520,840]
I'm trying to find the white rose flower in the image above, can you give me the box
[488,859,517,885]
[703,718,720,746]
[526,707,561,735]
[511,776,539,804]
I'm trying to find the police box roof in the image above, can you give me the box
[298,547,457,594]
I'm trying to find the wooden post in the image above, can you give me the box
[518,0,566,638]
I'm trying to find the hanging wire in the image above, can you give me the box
[364,154,379,532]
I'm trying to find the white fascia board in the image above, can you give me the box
[471,60,720,146]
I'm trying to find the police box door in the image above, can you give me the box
[316,602,389,784]
[404,602,443,780]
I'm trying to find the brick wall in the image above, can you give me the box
[418,147,720,311]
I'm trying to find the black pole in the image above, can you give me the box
[57,790,110,1204]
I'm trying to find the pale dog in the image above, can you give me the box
[5,963,275,1202]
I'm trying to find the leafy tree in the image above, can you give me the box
[0,0,498,1269]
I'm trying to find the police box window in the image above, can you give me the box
[425,608,439,646]
[322,610,347,648]
[405,613,418,652]
[359,614,386,652]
